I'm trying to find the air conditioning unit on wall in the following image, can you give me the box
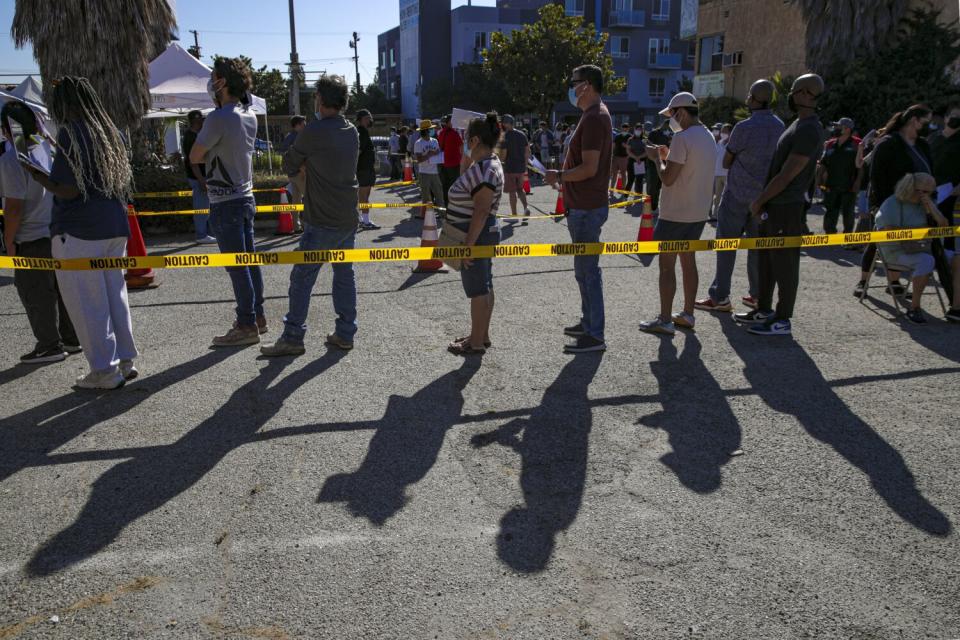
[722,51,743,67]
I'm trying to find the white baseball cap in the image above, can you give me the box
[659,92,698,117]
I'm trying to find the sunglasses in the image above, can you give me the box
[567,79,585,88]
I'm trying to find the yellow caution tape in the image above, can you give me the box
[1,228,956,271]
[609,188,648,198]
[131,181,413,200]
[131,202,431,216]
[374,180,416,189]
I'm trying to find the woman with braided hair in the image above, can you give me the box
[23,76,138,390]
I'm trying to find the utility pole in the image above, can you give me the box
[349,31,361,93]
[287,0,302,115]
[187,29,201,59]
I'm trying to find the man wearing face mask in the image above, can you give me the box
[931,104,960,252]
[696,80,783,314]
[738,73,826,336]
[545,64,612,353]
[818,117,861,235]
[639,92,717,336]
[262,75,360,356]
[190,57,265,347]
[625,123,647,195]
[646,120,672,212]
[710,123,732,221]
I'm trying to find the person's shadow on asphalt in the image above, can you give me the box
[639,334,742,493]
[316,360,479,525]
[470,353,602,573]
[26,349,347,576]
[719,317,951,536]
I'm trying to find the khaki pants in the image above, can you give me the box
[287,173,306,229]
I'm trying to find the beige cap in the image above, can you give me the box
[659,92,698,117]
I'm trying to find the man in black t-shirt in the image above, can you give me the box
[646,121,672,211]
[738,73,826,336]
[356,109,380,230]
[818,117,861,234]
[181,110,216,242]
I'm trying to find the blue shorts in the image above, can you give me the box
[653,218,707,241]
[460,225,500,298]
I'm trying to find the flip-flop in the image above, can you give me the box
[447,341,486,356]
[453,336,491,348]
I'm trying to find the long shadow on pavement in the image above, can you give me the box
[317,360,479,525]
[470,353,602,573]
[639,335,741,493]
[26,349,347,576]
[719,317,951,536]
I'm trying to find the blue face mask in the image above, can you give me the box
[568,86,579,109]
[315,112,321,120]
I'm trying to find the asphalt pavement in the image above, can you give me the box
[1,180,958,639]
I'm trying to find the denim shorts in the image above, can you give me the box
[460,224,500,298]
[653,218,706,241]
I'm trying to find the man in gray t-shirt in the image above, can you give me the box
[194,102,257,204]
[262,75,360,357]
[0,100,78,360]
[499,114,531,217]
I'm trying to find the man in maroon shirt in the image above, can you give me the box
[546,64,612,353]
[437,114,464,207]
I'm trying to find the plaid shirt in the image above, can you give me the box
[724,109,785,204]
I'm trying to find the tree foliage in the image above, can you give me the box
[348,82,401,115]
[212,54,291,115]
[698,96,745,126]
[483,3,626,118]
[420,64,516,116]
[817,8,960,130]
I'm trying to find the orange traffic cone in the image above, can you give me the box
[124,205,156,289]
[553,186,566,216]
[616,175,623,191]
[403,158,413,182]
[412,208,447,273]
[523,173,531,195]
[637,197,655,242]
[275,187,295,235]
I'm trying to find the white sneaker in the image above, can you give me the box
[671,311,695,329]
[120,359,139,380]
[196,235,218,244]
[75,368,125,390]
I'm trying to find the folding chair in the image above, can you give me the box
[858,245,947,316]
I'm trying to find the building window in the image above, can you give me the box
[649,77,665,99]
[565,0,585,16]
[474,32,487,50]
[698,34,724,74]
[380,50,386,70]
[648,38,669,65]
[390,48,396,67]
[610,36,630,58]
[652,0,670,21]
[612,0,641,10]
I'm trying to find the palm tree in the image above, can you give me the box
[791,0,910,73]
[12,0,177,131]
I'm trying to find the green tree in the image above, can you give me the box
[420,78,454,116]
[348,82,401,115]
[817,8,960,130]
[213,55,289,114]
[699,95,745,126]
[483,3,626,118]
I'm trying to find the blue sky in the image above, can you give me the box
[0,0,495,87]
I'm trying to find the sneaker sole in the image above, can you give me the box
[563,344,607,353]
[211,338,261,347]
[748,327,792,336]
[693,304,732,313]
[325,340,353,351]
[64,346,83,355]
[21,354,67,364]
[639,327,675,336]
[76,379,126,390]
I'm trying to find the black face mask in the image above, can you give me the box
[831,128,841,137]
[949,117,960,130]
[919,123,932,137]
[787,94,797,113]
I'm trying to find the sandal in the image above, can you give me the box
[453,335,492,348]
[447,340,486,356]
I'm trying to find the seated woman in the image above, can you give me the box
[875,172,960,324]
[446,112,504,356]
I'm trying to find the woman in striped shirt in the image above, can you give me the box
[447,112,504,356]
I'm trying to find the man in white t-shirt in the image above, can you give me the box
[640,92,717,336]
[413,119,443,215]
[711,123,732,220]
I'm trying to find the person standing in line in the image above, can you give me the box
[499,114,531,220]
[355,109,380,231]
[536,121,555,168]
[931,103,960,253]
[438,114,464,207]
[388,126,402,180]
[710,123,732,221]
[624,122,647,195]
[189,56,266,346]
[738,73,826,336]
[818,117,861,234]
[646,119,672,213]
[0,99,80,364]
[278,115,306,233]
[696,79,784,313]
[413,119,443,216]
[263,75,360,356]
[22,77,138,389]
[611,123,630,195]
[639,92,717,336]
[545,64,612,354]
[181,110,217,243]
[397,126,410,177]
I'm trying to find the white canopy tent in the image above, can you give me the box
[11,76,44,106]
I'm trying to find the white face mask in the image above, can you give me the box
[669,116,683,133]
[207,78,222,105]
[720,133,729,141]
[635,129,643,136]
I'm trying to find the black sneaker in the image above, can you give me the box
[733,309,774,325]
[20,347,67,364]
[904,308,926,325]
[853,281,866,297]
[886,282,906,296]
[563,322,586,337]
[563,335,606,353]
[63,343,83,355]
[946,309,960,323]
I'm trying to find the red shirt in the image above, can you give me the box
[438,127,464,169]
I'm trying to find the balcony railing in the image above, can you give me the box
[649,52,682,69]
[609,10,645,27]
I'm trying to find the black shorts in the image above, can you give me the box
[357,168,376,188]
[653,219,706,241]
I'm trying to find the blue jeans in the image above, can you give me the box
[567,207,608,341]
[282,223,357,344]
[209,196,264,327]
[708,193,759,302]
[188,178,211,239]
